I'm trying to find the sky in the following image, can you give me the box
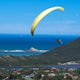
[0,0,80,35]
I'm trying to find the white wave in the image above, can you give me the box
[0,47,48,53]
[27,47,48,52]
[0,50,25,52]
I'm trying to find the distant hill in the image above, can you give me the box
[0,37,80,66]
[38,37,80,64]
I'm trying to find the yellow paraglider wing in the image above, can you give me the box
[31,6,64,36]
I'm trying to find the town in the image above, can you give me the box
[0,64,80,80]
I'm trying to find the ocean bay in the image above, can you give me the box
[0,34,79,56]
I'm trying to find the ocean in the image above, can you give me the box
[0,34,79,56]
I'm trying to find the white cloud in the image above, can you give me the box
[0,24,27,34]
[46,20,76,25]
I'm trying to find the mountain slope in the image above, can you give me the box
[38,37,80,64]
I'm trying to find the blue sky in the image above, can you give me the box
[0,0,80,35]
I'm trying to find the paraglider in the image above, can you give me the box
[31,6,64,36]
[57,38,63,44]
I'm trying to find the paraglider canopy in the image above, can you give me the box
[31,6,64,36]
